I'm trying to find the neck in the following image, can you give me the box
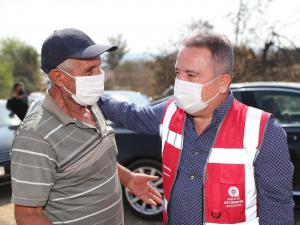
[48,86,96,126]
[13,93,24,99]
[192,93,228,135]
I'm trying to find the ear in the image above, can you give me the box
[48,69,65,87]
[218,74,232,94]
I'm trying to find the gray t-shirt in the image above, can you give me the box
[11,92,124,225]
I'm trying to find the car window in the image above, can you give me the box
[0,102,21,126]
[104,91,150,106]
[231,90,242,102]
[253,91,300,125]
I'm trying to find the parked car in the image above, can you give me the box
[230,82,300,206]
[0,100,21,186]
[25,90,164,219]
[103,91,163,218]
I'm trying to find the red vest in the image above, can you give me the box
[160,99,270,225]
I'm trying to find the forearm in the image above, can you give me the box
[117,163,134,187]
[15,205,53,225]
[98,96,164,135]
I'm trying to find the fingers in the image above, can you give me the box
[144,189,162,205]
[146,175,159,181]
[139,189,162,206]
[149,186,162,199]
[147,198,157,206]
[151,194,162,204]
[140,195,158,206]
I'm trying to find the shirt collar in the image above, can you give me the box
[212,91,234,123]
[42,90,74,125]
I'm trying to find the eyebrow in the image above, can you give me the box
[175,67,200,75]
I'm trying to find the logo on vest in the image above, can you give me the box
[224,186,244,208]
[228,186,239,197]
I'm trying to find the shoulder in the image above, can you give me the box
[6,97,15,106]
[17,101,60,137]
[265,116,286,138]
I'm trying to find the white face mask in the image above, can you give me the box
[174,77,219,114]
[58,67,105,106]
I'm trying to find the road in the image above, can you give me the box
[0,184,299,225]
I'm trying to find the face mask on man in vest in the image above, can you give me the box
[174,76,220,114]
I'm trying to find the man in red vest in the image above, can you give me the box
[98,32,294,225]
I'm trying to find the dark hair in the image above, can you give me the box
[12,82,24,91]
[182,32,234,75]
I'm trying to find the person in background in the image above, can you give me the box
[11,28,161,225]
[6,82,29,120]
[98,32,294,225]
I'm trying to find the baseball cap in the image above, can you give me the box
[41,28,117,73]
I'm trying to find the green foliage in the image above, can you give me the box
[104,13,300,99]
[0,60,13,98]
[147,52,177,99]
[149,19,214,98]
[105,60,156,97]
[104,34,129,70]
[0,38,42,97]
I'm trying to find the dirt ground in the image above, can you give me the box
[0,203,15,225]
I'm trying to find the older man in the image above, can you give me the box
[11,28,161,225]
[98,32,294,224]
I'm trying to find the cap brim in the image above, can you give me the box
[71,44,118,59]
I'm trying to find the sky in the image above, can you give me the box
[1,0,300,57]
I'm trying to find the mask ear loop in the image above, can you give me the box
[206,92,219,104]
[203,74,221,87]
[203,75,221,104]
[57,67,75,79]
[57,67,79,102]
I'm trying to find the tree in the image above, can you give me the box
[0,38,42,95]
[226,0,300,83]
[228,0,275,46]
[0,60,13,98]
[105,60,156,97]
[103,34,129,70]
[150,19,214,98]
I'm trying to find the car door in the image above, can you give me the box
[232,87,300,196]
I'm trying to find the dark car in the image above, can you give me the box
[103,91,163,218]
[25,91,164,219]
[230,82,300,206]
[0,100,21,186]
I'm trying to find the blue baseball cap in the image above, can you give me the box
[41,28,117,73]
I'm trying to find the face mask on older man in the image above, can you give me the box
[58,67,105,106]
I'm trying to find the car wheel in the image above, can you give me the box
[123,159,163,219]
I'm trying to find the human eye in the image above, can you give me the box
[187,72,198,77]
